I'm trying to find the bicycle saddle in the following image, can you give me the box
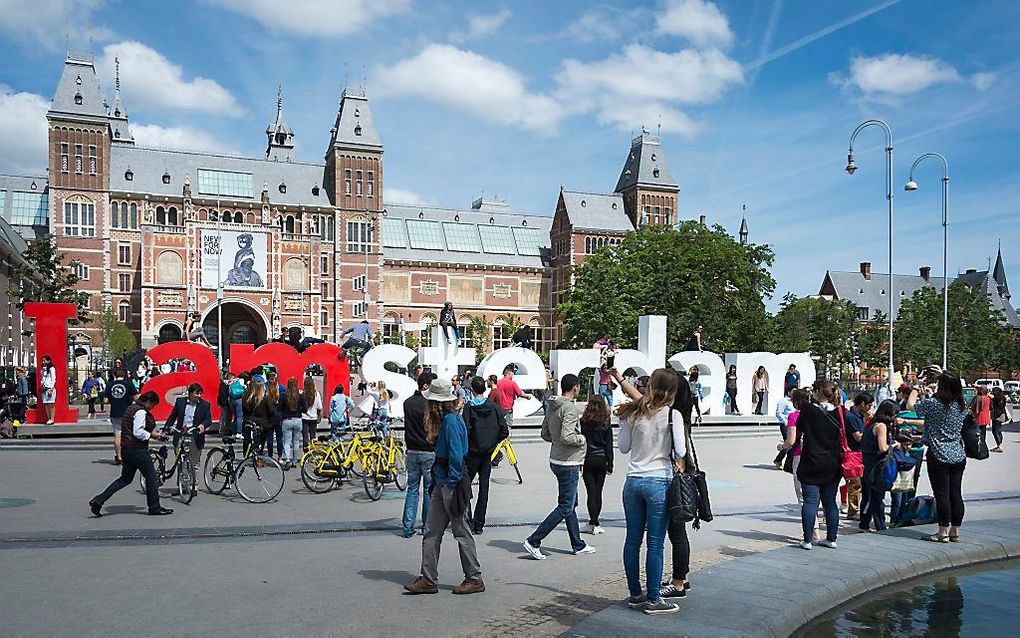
[317,435,331,442]
[221,436,236,445]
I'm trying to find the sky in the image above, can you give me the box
[0,0,1018,309]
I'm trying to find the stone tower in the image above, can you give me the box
[614,129,679,228]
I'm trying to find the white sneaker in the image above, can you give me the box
[817,539,837,549]
[523,541,546,560]
[593,525,606,535]
[798,541,812,550]
[580,524,595,534]
[575,544,597,555]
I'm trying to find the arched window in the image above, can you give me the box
[129,203,138,228]
[247,212,257,224]
[118,300,131,323]
[157,323,182,344]
[63,194,96,237]
[168,206,178,226]
[381,312,401,344]
[156,251,184,285]
[111,202,119,228]
[284,257,306,290]
[420,312,437,348]
[285,215,295,234]
[156,206,166,225]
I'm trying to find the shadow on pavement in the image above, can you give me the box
[359,569,418,587]
[743,463,784,471]
[716,528,799,543]
[99,504,148,516]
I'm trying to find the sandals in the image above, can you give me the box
[926,533,949,543]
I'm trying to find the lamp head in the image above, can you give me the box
[845,153,857,175]
[904,180,919,192]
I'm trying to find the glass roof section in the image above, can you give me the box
[381,218,407,248]
[406,220,445,250]
[478,225,516,254]
[442,222,481,252]
[197,169,254,199]
[9,191,49,226]
[512,227,544,256]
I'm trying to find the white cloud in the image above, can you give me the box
[373,44,565,134]
[0,0,106,51]
[656,0,734,48]
[97,41,244,117]
[451,8,511,42]
[131,123,235,154]
[972,72,995,91]
[841,53,961,95]
[0,86,49,173]
[206,0,409,37]
[561,6,647,43]
[383,187,431,206]
[556,45,743,135]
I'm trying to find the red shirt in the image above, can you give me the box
[488,385,506,408]
[495,377,522,411]
[973,395,992,426]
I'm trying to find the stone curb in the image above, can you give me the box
[563,516,1020,638]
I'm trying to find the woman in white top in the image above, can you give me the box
[375,381,391,437]
[300,376,323,450]
[616,368,686,616]
[39,355,58,424]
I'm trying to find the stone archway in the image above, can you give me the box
[201,299,270,348]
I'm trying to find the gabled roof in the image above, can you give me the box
[48,58,108,122]
[559,189,633,233]
[822,270,946,321]
[956,269,1020,328]
[109,145,331,207]
[329,89,382,152]
[615,131,677,193]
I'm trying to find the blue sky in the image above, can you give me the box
[1,0,1018,309]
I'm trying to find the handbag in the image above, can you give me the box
[685,421,713,524]
[962,412,989,460]
[890,469,914,493]
[666,410,699,526]
[834,407,864,480]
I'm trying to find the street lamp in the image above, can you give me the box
[846,119,895,392]
[904,152,950,370]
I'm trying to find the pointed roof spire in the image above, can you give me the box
[739,204,749,244]
[993,241,1009,298]
[266,85,295,161]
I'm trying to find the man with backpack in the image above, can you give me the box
[463,376,508,535]
[105,369,137,465]
[228,372,248,436]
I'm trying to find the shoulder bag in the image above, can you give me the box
[666,410,699,526]
[833,407,864,480]
[685,415,713,525]
[962,412,989,460]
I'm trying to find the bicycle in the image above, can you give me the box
[140,427,198,504]
[359,429,407,501]
[202,426,285,503]
[299,425,374,493]
[490,437,523,484]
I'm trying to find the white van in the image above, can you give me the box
[974,378,1005,391]
[1005,380,1020,394]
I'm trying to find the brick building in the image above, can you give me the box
[3,54,686,360]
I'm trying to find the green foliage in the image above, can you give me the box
[557,223,776,353]
[97,308,137,365]
[501,313,525,344]
[467,316,493,353]
[773,294,859,378]
[8,235,91,321]
[896,283,1010,377]
[856,309,890,377]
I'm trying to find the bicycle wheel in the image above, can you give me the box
[300,449,338,494]
[140,449,166,493]
[362,453,384,501]
[203,447,230,494]
[235,455,285,503]
[177,453,196,504]
[392,448,407,491]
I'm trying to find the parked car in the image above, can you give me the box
[1004,380,1020,394]
[974,378,1005,391]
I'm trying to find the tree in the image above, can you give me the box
[857,309,889,379]
[773,294,859,378]
[467,316,492,353]
[501,313,524,346]
[8,235,91,321]
[896,283,1009,378]
[558,223,776,354]
[97,308,137,366]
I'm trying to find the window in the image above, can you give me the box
[156,251,183,285]
[513,227,544,256]
[353,301,367,317]
[325,216,335,241]
[321,310,329,326]
[284,258,306,290]
[88,145,96,175]
[74,144,83,173]
[493,320,511,349]
[118,244,131,265]
[63,195,96,237]
[382,314,401,344]
[320,255,329,274]
[406,220,444,250]
[321,282,329,298]
[111,202,120,227]
[353,274,367,292]
[73,263,90,280]
[442,222,481,252]
[857,306,870,321]
[129,203,138,228]
[118,301,131,323]
[347,218,372,253]
[60,143,68,172]
[118,273,131,292]
[382,218,407,248]
[10,192,48,226]
[356,170,363,196]
[478,225,516,254]
[197,168,254,198]
[367,171,374,196]
[344,169,352,195]
[156,206,179,226]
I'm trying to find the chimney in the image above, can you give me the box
[860,261,872,280]
[966,268,977,274]
[699,214,707,226]
[919,266,931,282]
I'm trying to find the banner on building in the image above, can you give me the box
[201,230,268,289]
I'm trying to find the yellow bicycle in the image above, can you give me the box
[361,431,407,501]
[491,437,523,484]
[299,429,372,493]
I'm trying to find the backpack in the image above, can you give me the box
[870,454,898,492]
[897,495,937,526]
[229,380,245,400]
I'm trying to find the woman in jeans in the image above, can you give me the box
[909,372,968,542]
[300,376,322,450]
[858,400,899,531]
[278,378,307,469]
[989,387,1008,453]
[794,380,845,550]
[616,368,685,616]
[725,364,740,415]
[777,389,815,539]
[752,366,769,415]
[579,395,613,535]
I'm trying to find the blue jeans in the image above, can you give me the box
[802,480,840,542]
[378,408,389,437]
[281,418,302,462]
[860,454,884,531]
[264,422,284,457]
[889,491,905,525]
[231,398,244,435]
[622,475,670,602]
[403,450,435,535]
[442,325,459,345]
[527,464,586,552]
[598,383,613,407]
[329,419,349,440]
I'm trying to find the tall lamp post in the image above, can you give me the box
[904,152,950,370]
[846,119,895,391]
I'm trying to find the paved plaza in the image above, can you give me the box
[2,424,1018,636]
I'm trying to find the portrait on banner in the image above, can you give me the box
[201,230,268,289]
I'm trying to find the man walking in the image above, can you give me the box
[463,376,508,534]
[163,383,211,494]
[105,369,137,465]
[523,374,595,559]
[402,373,435,538]
[89,391,173,516]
